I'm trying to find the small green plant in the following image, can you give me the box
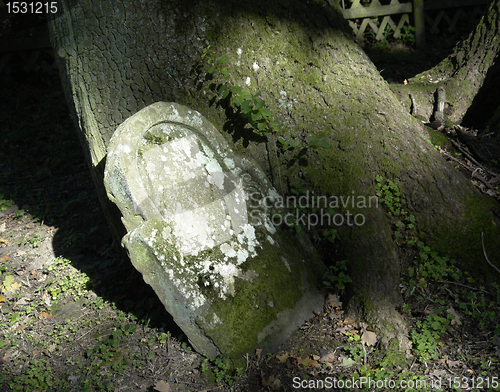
[157,332,170,344]
[344,343,364,362]
[375,175,405,216]
[323,259,352,290]
[411,312,449,363]
[45,257,90,299]
[398,24,416,45]
[0,195,15,212]
[406,238,460,283]
[277,137,300,152]
[201,355,244,386]
[8,358,61,392]
[202,46,277,135]
[346,331,361,342]
[25,231,42,248]
[308,131,330,149]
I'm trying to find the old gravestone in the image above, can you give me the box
[104,102,326,358]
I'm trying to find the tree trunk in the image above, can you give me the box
[393,1,500,130]
[47,0,500,351]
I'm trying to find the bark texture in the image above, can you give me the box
[395,0,500,127]
[48,0,500,351]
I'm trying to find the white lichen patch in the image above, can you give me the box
[111,143,131,157]
[278,90,298,111]
[213,262,240,297]
[173,209,214,256]
[220,242,237,259]
[237,224,258,256]
[282,257,291,273]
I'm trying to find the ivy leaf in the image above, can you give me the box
[239,91,252,100]
[234,95,244,106]
[340,357,356,367]
[259,108,272,119]
[218,84,227,94]
[290,140,300,148]
[216,55,228,64]
[230,85,242,94]
[319,140,330,148]
[250,111,261,122]
[240,99,252,112]
[221,68,228,75]
[256,121,267,131]
[254,99,265,110]
[208,66,216,74]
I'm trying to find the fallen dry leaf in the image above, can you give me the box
[430,369,447,377]
[319,352,335,363]
[446,359,461,368]
[1,275,21,294]
[261,374,281,390]
[339,317,355,327]
[154,380,170,392]
[15,297,31,307]
[325,293,342,308]
[447,307,462,326]
[39,311,53,320]
[47,343,58,353]
[276,353,289,363]
[295,356,320,368]
[361,330,377,347]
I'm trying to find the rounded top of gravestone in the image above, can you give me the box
[104,102,252,256]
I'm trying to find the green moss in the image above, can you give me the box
[197,226,324,357]
[143,131,167,145]
[381,338,408,368]
[426,129,452,150]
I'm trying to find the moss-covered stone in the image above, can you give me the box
[104,102,326,358]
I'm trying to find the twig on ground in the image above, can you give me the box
[481,232,500,274]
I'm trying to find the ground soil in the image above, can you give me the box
[1,31,499,391]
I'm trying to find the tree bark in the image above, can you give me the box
[47,0,500,351]
[394,1,500,130]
